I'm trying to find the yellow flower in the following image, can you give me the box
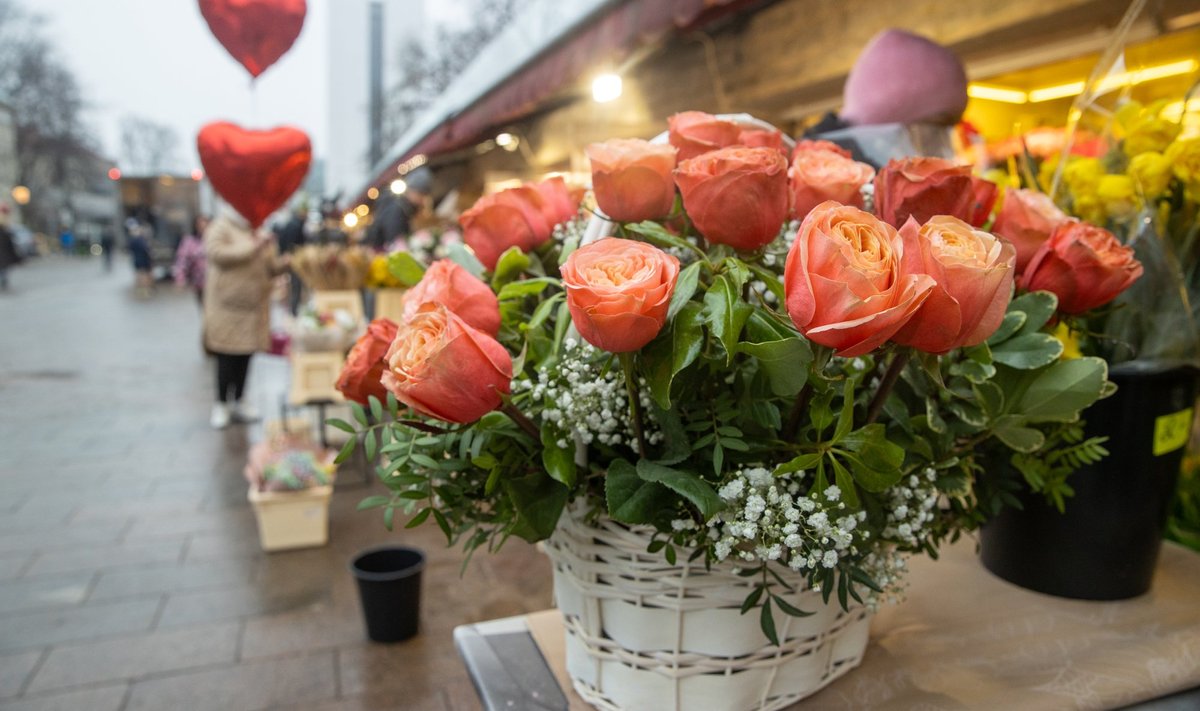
[1128,151,1172,199]
[1052,322,1082,360]
[1073,193,1107,225]
[1097,174,1137,218]
[1063,157,1104,197]
[1166,138,1200,202]
[1038,155,1061,194]
[1117,100,1182,157]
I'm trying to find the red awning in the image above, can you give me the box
[359,0,757,203]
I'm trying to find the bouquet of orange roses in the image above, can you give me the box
[332,112,1112,636]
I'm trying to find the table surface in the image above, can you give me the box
[455,538,1200,710]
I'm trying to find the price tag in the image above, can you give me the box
[1153,408,1193,457]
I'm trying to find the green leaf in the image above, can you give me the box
[772,594,815,618]
[974,381,1005,417]
[1016,357,1109,423]
[993,416,1046,452]
[986,311,1027,346]
[833,379,856,444]
[760,598,779,646]
[386,392,400,417]
[840,424,904,491]
[644,302,705,410]
[774,453,822,476]
[527,292,565,331]
[357,495,390,511]
[497,277,557,301]
[364,430,378,460]
[704,275,752,364]
[327,418,356,434]
[667,262,702,323]
[606,459,672,525]
[350,402,368,426]
[445,242,485,278]
[827,455,861,508]
[635,460,724,519]
[1009,291,1058,334]
[737,337,812,397]
[740,585,764,615]
[386,251,426,286]
[490,247,532,290]
[991,333,1064,369]
[335,437,357,464]
[949,359,996,384]
[651,405,690,465]
[626,221,700,255]
[541,428,576,488]
[368,395,383,422]
[504,472,568,542]
[405,508,431,528]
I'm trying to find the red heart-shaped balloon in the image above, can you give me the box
[198,0,307,79]
[197,122,311,228]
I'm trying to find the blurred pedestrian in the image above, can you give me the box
[274,205,306,315]
[173,215,208,304]
[100,228,116,272]
[129,224,153,298]
[0,205,19,291]
[202,206,290,429]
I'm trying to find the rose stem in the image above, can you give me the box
[619,353,649,459]
[499,402,540,440]
[782,382,813,442]
[865,350,911,426]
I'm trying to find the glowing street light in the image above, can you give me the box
[592,73,622,103]
[367,187,380,200]
[343,213,359,228]
[390,179,407,195]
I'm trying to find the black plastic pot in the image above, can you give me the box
[980,362,1198,600]
[350,546,426,642]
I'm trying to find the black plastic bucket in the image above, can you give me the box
[350,546,426,642]
[980,362,1197,599]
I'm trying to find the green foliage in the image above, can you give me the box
[386,251,426,287]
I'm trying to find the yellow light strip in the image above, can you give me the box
[968,84,1029,104]
[1028,58,1199,102]
[1162,98,1200,121]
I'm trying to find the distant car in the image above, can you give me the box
[10,224,35,258]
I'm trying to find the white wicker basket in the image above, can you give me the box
[542,505,871,711]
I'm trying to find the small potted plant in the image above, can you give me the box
[245,433,338,551]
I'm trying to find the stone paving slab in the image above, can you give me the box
[0,258,554,710]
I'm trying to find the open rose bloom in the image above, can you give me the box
[337,113,1127,655]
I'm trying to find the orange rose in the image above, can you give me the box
[990,188,1068,273]
[1018,220,1143,314]
[335,318,399,405]
[784,202,934,357]
[587,138,678,223]
[381,303,512,423]
[533,176,580,227]
[793,139,851,161]
[459,185,552,270]
[874,157,997,228]
[790,149,875,221]
[892,217,1016,353]
[668,111,742,161]
[674,146,789,251]
[738,128,787,156]
[560,238,680,353]
[401,259,501,336]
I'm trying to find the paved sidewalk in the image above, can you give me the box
[0,257,551,711]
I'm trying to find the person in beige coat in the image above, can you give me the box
[203,206,290,428]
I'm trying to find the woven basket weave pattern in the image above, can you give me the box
[543,506,870,711]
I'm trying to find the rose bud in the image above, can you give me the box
[1018,220,1143,314]
[874,157,997,228]
[401,259,501,336]
[790,148,876,221]
[892,216,1016,353]
[737,128,787,156]
[667,111,742,161]
[587,138,678,223]
[459,185,552,270]
[675,146,789,251]
[560,238,680,353]
[381,303,512,424]
[533,175,580,226]
[335,318,399,405]
[991,188,1069,272]
[784,201,934,357]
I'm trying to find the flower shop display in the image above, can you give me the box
[292,244,371,291]
[978,92,1197,598]
[245,433,337,551]
[331,113,1111,711]
[290,304,360,353]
